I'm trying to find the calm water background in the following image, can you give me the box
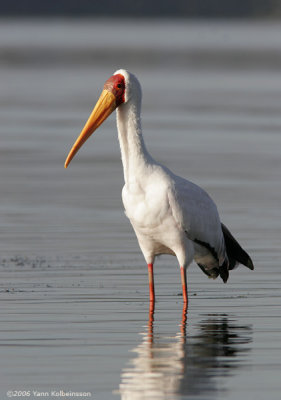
[0,19,281,399]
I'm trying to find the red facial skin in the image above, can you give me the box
[103,74,125,107]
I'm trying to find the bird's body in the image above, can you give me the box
[65,69,254,303]
[122,159,224,273]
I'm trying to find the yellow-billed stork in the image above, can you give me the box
[65,69,254,304]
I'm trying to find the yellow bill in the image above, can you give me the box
[64,89,117,168]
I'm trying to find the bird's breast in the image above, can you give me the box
[121,179,190,261]
[122,180,171,229]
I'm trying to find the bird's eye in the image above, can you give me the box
[117,84,122,89]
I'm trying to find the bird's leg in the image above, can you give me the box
[147,300,155,345]
[180,302,188,340]
[180,266,188,304]
[147,263,155,303]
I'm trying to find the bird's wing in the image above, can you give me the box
[167,174,226,265]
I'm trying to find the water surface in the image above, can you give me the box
[0,18,281,400]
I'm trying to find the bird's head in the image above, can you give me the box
[64,69,140,168]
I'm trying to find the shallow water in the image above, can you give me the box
[0,18,281,399]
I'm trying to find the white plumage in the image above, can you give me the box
[65,69,254,303]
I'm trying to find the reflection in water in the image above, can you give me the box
[118,304,252,399]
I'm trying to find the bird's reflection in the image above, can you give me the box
[118,303,252,399]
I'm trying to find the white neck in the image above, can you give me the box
[116,99,154,185]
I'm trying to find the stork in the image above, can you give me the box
[65,69,254,304]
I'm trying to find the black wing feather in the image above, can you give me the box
[221,223,254,271]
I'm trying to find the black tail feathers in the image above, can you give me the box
[221,223,254,272]
[196,224,253,284]
[219,260,229,283]
[197,261,229,283]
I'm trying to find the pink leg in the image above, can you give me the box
[180,266,188,304]
[181,302,188,339]
[147,263,155,303]
[148,300,155,344]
